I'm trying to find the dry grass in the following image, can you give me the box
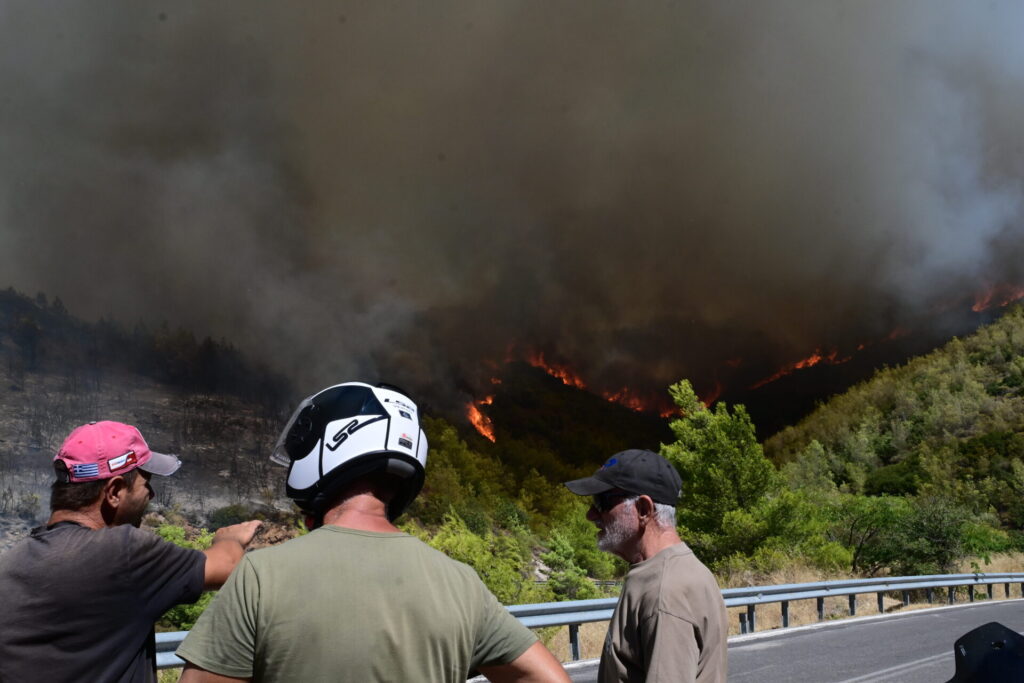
[542,620,610,662]
[724,553,1024,635]
[542,553,1024,658]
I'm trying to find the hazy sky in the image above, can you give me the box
[2,2,1023,410]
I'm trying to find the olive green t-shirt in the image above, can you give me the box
[177,526,536,682]
[600,542,728,683]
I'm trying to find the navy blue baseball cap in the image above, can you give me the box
[564,449,682,505]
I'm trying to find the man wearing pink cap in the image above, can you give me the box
[0,421,261,683]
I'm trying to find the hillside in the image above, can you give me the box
[6,286,1022,603]
[766,305,1024,527]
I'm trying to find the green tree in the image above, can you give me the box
[661,380,781,561]
[540,532,600,601]
[828,495,911,574]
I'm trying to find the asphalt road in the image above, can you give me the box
[564,599,1024,682]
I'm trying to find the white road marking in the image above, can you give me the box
[836,651,949,682]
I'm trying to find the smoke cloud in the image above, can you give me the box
[2,2,1023,410]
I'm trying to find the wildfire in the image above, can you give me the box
[750,348,851,390]
[507,348,672,415]
[526,352,588,389]
[972,284,1024,312]
[602,387,647,412]
[466,397,496,442]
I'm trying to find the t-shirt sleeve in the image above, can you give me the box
[470,581,538,670]
[641,610,699,682]
[127,526,205,618]
[176,555,260,679]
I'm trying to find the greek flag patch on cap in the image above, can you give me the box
[71,463,100,479]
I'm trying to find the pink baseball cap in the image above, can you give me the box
[55,421,182,483]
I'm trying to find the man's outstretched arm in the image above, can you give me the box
[477,642,571,683]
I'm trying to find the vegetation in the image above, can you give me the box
[154,523,217,630]
[8,287,1024,627]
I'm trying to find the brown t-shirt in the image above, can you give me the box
[600,542,728,683]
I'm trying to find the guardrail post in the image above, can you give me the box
[876,592,884,614]
[848,594,856,616]
[747,605,756,633]
[986,584,993,600]
[902,590,909,607]
[781,601,789,628]
[968,586,975,602]
[948,587,955,605]
[926,588,933,604]
[817,597,824,621]
[739,612,747,634]
[568,624,580,661]
[1005,583,1011,598]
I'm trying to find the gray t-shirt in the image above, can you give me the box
[600,543,728,683]
[0,521,205,683]
[177,526,537,682]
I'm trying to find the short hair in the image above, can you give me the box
[49,464,139,512]
[622,496,677,528]
[653,502,677,527]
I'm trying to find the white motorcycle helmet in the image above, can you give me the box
[270,382,428,522]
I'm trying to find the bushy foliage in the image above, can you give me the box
[154,524,215,630]
[766,306,1024,527]
[425,511,550,605]
[540,532,601,601]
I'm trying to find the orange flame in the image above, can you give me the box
[466,398,496,442]
[973,284,1024,312]
[602,388,646,412]
[750,348,851,390]
[527,352,588,389]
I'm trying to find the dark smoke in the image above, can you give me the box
[2,2,1023,412]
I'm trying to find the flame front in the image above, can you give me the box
[750,348,851,390]
[527,352,587,389]
[467,397,496,442]
[973,284,1024,312]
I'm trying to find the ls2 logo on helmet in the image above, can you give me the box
[326,415,388,452]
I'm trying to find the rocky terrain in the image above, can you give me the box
[0,360,295,552]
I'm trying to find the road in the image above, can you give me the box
[564,599,1024,682]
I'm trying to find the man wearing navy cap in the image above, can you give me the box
[565,449,727,683]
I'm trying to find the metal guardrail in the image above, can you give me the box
[155,572,1024,669]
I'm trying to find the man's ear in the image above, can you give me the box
[103,476,129,508]
[636,495,655,524]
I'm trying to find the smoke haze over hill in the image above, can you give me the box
[2,2,1024,413]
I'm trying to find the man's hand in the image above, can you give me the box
[202,520,261,589]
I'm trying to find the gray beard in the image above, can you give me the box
[597,515,633,553]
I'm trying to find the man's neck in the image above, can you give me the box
[321,493,400,533]
[634,527,683,564]
[47,506,108,530]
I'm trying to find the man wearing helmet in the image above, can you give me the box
[177,382,569,683]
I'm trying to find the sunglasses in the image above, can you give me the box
[592,491,632,513]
